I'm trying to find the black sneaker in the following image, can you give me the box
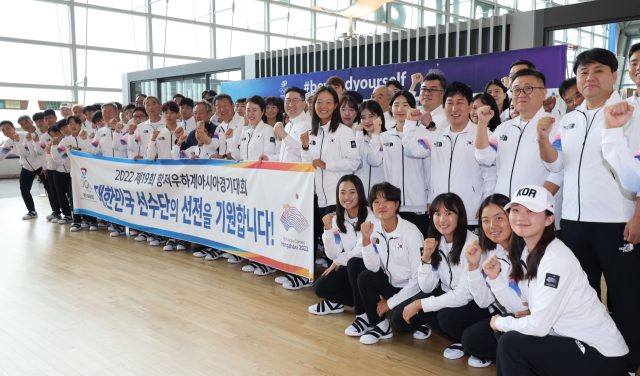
[45,212,57,220]
[22,211,37,220]
[70,223,82,232]
[58,216,73,224]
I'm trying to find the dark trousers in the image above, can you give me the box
[391,288,492,343]
[53,172,80,223]
[314,194,336,253]
[19,167,41,212]
[314,257,368,315]
[561,219,640,372]
[398,211,429,239]
[497,331,628,376]
[42,170,60,214]
[461,316,500,361]
[357,269,401,326]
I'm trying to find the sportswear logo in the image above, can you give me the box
[563,123,575,130]
[383,142,394,147]
[516,187,537,198]
[575,340,585,354]
[100,134,106,137]
[544,273,560,288]
[419,247,424,255]
[270,137,276,143]
[374,237,380,244]
[310,140,316,145]
[620,243,634,252]
[434,141,443,147]
[350,140,356,148]
[500,135,508,141]
[280,204,309,233]
[158,137,165,141]
[143,130,149,133]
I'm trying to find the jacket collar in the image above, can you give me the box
[576,90,623,113]
[443,120,473,136]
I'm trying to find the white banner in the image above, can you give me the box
[69,151,316,280]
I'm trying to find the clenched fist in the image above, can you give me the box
[300,130,310,148]
[407,109,422,122]
[25,133,32,142]
[225,127,234,140]
[423,238,439,264]
[79,130,87,140]
[477,106,494,126]
[411,72,424,87]
[543,96,556,113]
[465,240,482,271]
[177,135,189,146]
[115,122,125,133]
[322,213,334,230]
[151,130,160,141]
[373,118,382,135]
[174,126,184,139]
[482,255,501,280]
[604,102,634,129]
[361,221,374,246]
[536,116,555,140]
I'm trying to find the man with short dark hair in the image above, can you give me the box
[214,94,243,160]
[29,112,61,221]
[417,73,449,130]
[235,98,247,117]
[540,48,640,375]
[82,105,95,129]
[179,97,196,133]
[135,94,147,107]
[325,76,345,98]
[626,42,640,105]
[502,60,536,89]
[386,79,403,93]
[558,77,584,112]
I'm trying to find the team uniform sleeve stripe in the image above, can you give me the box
[552,133,562,152]
[417,138,431,150]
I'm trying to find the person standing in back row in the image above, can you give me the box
[538,48,640,375]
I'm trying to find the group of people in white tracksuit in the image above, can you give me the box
[5,44,640,375]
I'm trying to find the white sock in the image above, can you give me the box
[376,318,389,332]
[356,313,369,323]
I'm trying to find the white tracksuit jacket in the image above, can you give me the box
[322,208,376,267]
[87,127,127,158]
[402,120,496,225]
[367,125,428,213]
[361,215,424,309]
[268,112,312,163]
[354,130,385,196]
[301,121,361,208]
[418,231,481,312]
[0,133,42,171]
[490,239,628,357]
[466,243,512,311]
[216,112,245,157]
[545,91,640,222]
[129,118,166,159]
[600,103,640,192]
[171,143,219,160]
[28,128,53,169]
[51,134,90,171]
[147,125,184,161]
[227,121,277,162]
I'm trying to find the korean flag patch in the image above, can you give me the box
[330,137,337,144]
[350,140,356,148]
[544,273,560,289]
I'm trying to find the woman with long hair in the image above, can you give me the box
[392,193,494,361]
[263,96,285,150]
[310,175,376,330]
[469,93,502,132]
[367,90,429,237]
[484,185,628,376]
[339,95,360,131]
[354,100,386,195]
[299,86,360,289]
[484,79,510,122]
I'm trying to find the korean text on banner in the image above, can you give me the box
[69,150,316,280]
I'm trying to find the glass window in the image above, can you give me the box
[498,7,514,15]
[450,0,471,18]
[86,0,146,12]
[553,30,565,41]
[272,0,311,6]
[476,1,495,18]
[76,49,147,89]
[389,4,419,29]
[132,80,158,98]
[82,90,123,105]
[215,0,265,31]
[498,0,515,7]
[152,0,211,22]
[0,1,70,43]
[270,4,311,39]
[567,29,579,45]
[75,7,147,52]
[580,33,591,48]
[517,0,534,11]
[316,14,350,42]
[209,70,241,95]
[0,87,73,135]
[594,25,605,36]
[270,36,310,50]
[594,35,604,48]
[152,19,211,59]
[0,42,72,86]
[363,5,387,23]
[355,20,388,36]
[152,56,203,69]
[216,29,265,58]
[423,10,445,27]
[160,80,185,103]
[423,0,446,11]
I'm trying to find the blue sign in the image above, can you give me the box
[222,45,568,101]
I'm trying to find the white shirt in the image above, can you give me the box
[626,90,640,105]
[354,130,385,195]
[181,116,196,135]
[384,111,396,129]
[269,111,312,163]
[227,121,277,161]
[216,112,244,156]
[147,125,184,160]
[0,133,42,171]
[28,128,53,169]
[361,215,424,309]
[322,208,376,266]
[131,117,166,159]
[491,239,628,357]
[171,143,219,160]
[467,243,512,310]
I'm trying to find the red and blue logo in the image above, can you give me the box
[280,204,309,233]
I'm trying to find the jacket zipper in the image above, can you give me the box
[508,120,531,197]
[575,108,601,221]
[318,127,327,204]
[445,134,461,192]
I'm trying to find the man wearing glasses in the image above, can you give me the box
[416,73,449,131]
[475,68,563,204]
[135,94,147,108]
[262,86,311,163]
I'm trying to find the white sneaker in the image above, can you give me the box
[110,229,124,237]
[308,300,344,315]
[80,220,88,228]
[149,239,160,246]
[89,224,98,231]
[51,214,61,223]
[282,275,313,290]
[176,240,187,250]
[254,265,276,276]
[220,252,231,258]
[315,257,328,268]
[129,229,138,236]
[360,319,393,345]
[22,211,37,220]
[193,246,207,258]
[58,216,72,224]
[443,343,465,360]
[135,233,148,241]
[108,224,115,231]
[97,220,109,227]
[468,356,492,368]
[413,324,431,339]
[227,254,244,264]
[163,239,177,251]
[274,276,288,284]
[204,249,223,261]
[242,262,258,273]
[70,223,82,232]
[345,315,371,337]
[45,212,57,220]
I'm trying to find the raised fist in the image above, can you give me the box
[604,102,634,129]
[151,130,160,141]
[477,105,495,126]
[373,118,382,135]
[407,109,422,122]
[464,240,482,270]
[536,116,556,140]
[25,133,32,142]
[225,127,234,140]
[174,126,184,139]
[361,221,374,240]
[411,72,424,86]
[322,213,334,230]
[300,130,310,148]
[543,96,556,113]
[79,130,87,140]
[423,238,439,264]
[482,255,501,280]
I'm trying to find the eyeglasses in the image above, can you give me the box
[511,86,545,96]
[420,87,443,93]
[133,115,146,120]
[285,98,301,105]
